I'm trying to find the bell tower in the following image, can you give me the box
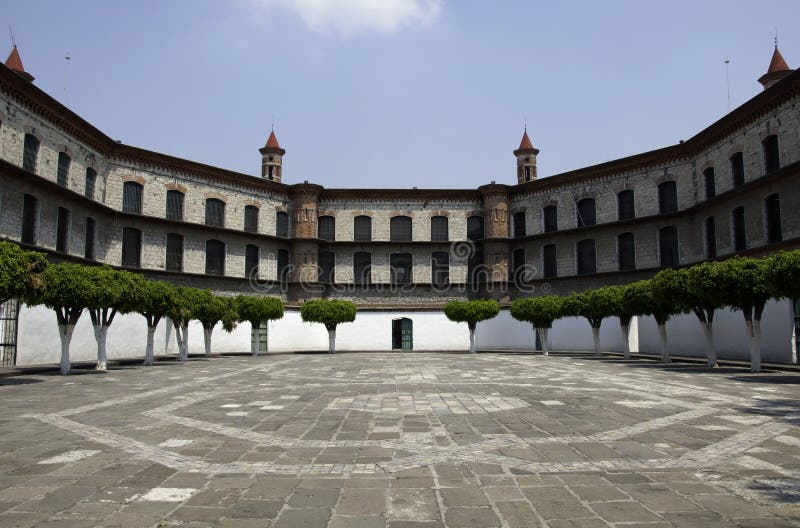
[758,45,792,90]
[514,129,539,184]
[259,130,285,182]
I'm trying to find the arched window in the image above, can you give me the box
[245,244,260,277]
[85,218,96,261]
[21,194,39,245]
[576,198,596,227]
[467,215,484,240]
[618,233,635,271]
[617,190,635,221]
[431,216,449,242]
[390,216,412,242]
[277,248,290,281]
[703,167,716,200]
[318,215,335,241]
[84,168,97,199]
[166,190,184,221]
[763,135,780,174]
[22,134,39,173]
[543,244,557,278]
[658,181,677,214]
[205,198,225,227]
[731,207,746,252]
[765,194,782,243]
[730,152,745,188]
[318,251,335,283]
[122,181,143,214]
[431,251,449,286]
[166,233,183,272]
[56,152,70,187]
[244,205,259,233]
[353,251,371,284]
[543,205,558,232]
[354,215,372,242]
[659,226,679,267]
[276,211,289,238]
[390,252,412,284]
[121,227,142,268]
[56,207,71,253]
[576,239,596,275]
[205,239,225,275]
[705,217,717,258]
[512,212,526,238]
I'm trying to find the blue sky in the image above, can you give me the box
[3,0,798,188]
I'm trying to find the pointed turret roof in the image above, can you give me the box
[264,130,280,149]
[4,46,34,82]
[766,46,790,74]
[518,130,533,151]
[259,129,285,155]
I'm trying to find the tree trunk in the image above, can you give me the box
[328,328,336,354]
[58,323,75,375]
[180,324,189,360]
[469,328,477,354]
[702,321,717,368]
[620,324,631,360]
[93,324,109,371]
[658,323,670,363]
[252,324,261,356]
[203,326,213,357]
[144,325,156,366]
[539,327,549,356]
[591,326,601,355]
[751,318,762,373]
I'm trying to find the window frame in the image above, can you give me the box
[543,205,558,232]
[657,181,678,214]
[122,181,144,214]
[121,227,142,268]
[55,207,71,253]
[354,215,372,242]
[765,193,782,244]
[576,239,596,275]
[390,216,413,242]
[658,226,680,267]
[244,205,259,233]
[165,233,184,272]
[617,232,635,271]
[56,152,70,188]
[430,216,449,242]
[617,190,635,221]
[166,190,185,221]
[318,215,336,241]
[205,239,226,276]
[576,198,596,227]
[204,198,226,228]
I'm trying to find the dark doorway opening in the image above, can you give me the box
[392,318,413,350]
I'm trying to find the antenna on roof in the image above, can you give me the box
[523,115,527,132]
[64,50,71,104]
[775,25,778,48]
[724,57,731,111]
[8,26,16,47]
[272,113,275,132]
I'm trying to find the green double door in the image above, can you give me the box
[392,318,413,350]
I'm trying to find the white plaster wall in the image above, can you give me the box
[637,299,794,362]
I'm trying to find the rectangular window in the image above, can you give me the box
[511,248,525,282]
[703,167,716,200]
[166,190,184,221]
[658,181,678,214]
[21,194,38,245]
[318,216,335,241]
[731,152,745,187]
[354,251,371,284]
[390,252,413,284]
[22,134,39,173]
[354,216,372,242]
[618,232,635,271]
[56,152,70,187]
[765,194,782,243]
[467,216,484,240]
[705,217,717,258]
[166,233,183,272]
[576,199,596,227]
[277,248,290,281]
[122,182,143,214]
[513,212,526,238]
[543,244,557,278]
[245,244,260,277]
[431,216,449,242]
[276,211,289,238]
[56,207,70,253]
[431,251,449,286]
[763,135,780,174]
[732,207,746,252]
[122,227,142,268]
[659,226,679,267]
[543,205,558,232]
[244,206,259,233]
[617,191,635,221]
[576,239,596,275]
[205,239,225,275]
[468,250,483,284]
[84,168,96,199]
[205,199,225,227]
[85,217,96,260]
[390,217,412,242]
[318,251,335,283]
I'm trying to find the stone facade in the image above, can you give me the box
[0,52,799,309]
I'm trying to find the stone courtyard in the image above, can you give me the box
[1,353,800,527]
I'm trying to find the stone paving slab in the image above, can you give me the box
[1,352,799,527]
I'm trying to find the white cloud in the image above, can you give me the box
[249,0,442,36]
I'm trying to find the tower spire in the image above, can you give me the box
[513,128,539,184]
[4,42,34,82]
[259,128,285,182]
[758,41,792,90]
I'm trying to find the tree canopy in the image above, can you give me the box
[444,299,500,329]
[300,299,356,331]
[764,250,800,300]
[510,296,563,328]
[562,289,619,328]
[718,257,771,320]
[0,241,47,304]
[235,295,285,326]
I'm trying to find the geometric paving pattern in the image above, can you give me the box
[2,352,800,527]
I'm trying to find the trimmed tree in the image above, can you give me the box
[719,257,771,372]
[235,295,285,356]
[562,289,618,356]
[300,299,357,354]
[509,295,563,355]
[682,262,728,368]
[167,286,195,361]
[26,263,92,374]
[599,285,636,360]
[444,299,500,354]
[192,291,236,357]
[133,279,175,366]
[764,250,800,364]
[0,241,47,305]
[627,271,687,363]
[85,266,143,371]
